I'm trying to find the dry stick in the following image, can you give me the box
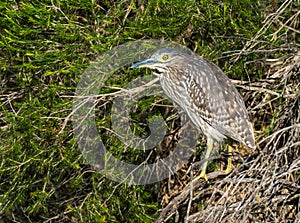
[230,0,294,67]
[258,123,300,146]
[169,121,298,222]
[58,77,160,134]
[155,171,224,223]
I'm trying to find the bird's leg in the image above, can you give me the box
[224,145,233,174]
[198,137,214,181]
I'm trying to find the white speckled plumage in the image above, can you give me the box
[149,48,255,149]
[131,47,256,180]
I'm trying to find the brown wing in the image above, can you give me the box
[184,56,255,148]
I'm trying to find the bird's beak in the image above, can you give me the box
[130,59,158,69]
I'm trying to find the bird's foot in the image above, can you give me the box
[223,145,233,174]
[223,157,232,174]
[191,174,208,184]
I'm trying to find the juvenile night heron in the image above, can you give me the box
[131,47,255,181]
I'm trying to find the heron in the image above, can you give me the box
[130,47,255,181]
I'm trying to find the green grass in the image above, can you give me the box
[0,0,295,222]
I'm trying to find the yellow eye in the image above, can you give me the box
[162,54,169,60]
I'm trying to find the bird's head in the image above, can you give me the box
[130,47,190,73]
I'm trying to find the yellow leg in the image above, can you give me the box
[198,137,214,181]
[224,145,233,174]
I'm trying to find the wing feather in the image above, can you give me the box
[183,57,255,148]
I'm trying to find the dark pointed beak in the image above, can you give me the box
[130,59,158,69]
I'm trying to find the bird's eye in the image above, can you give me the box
[162,54,169,60]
